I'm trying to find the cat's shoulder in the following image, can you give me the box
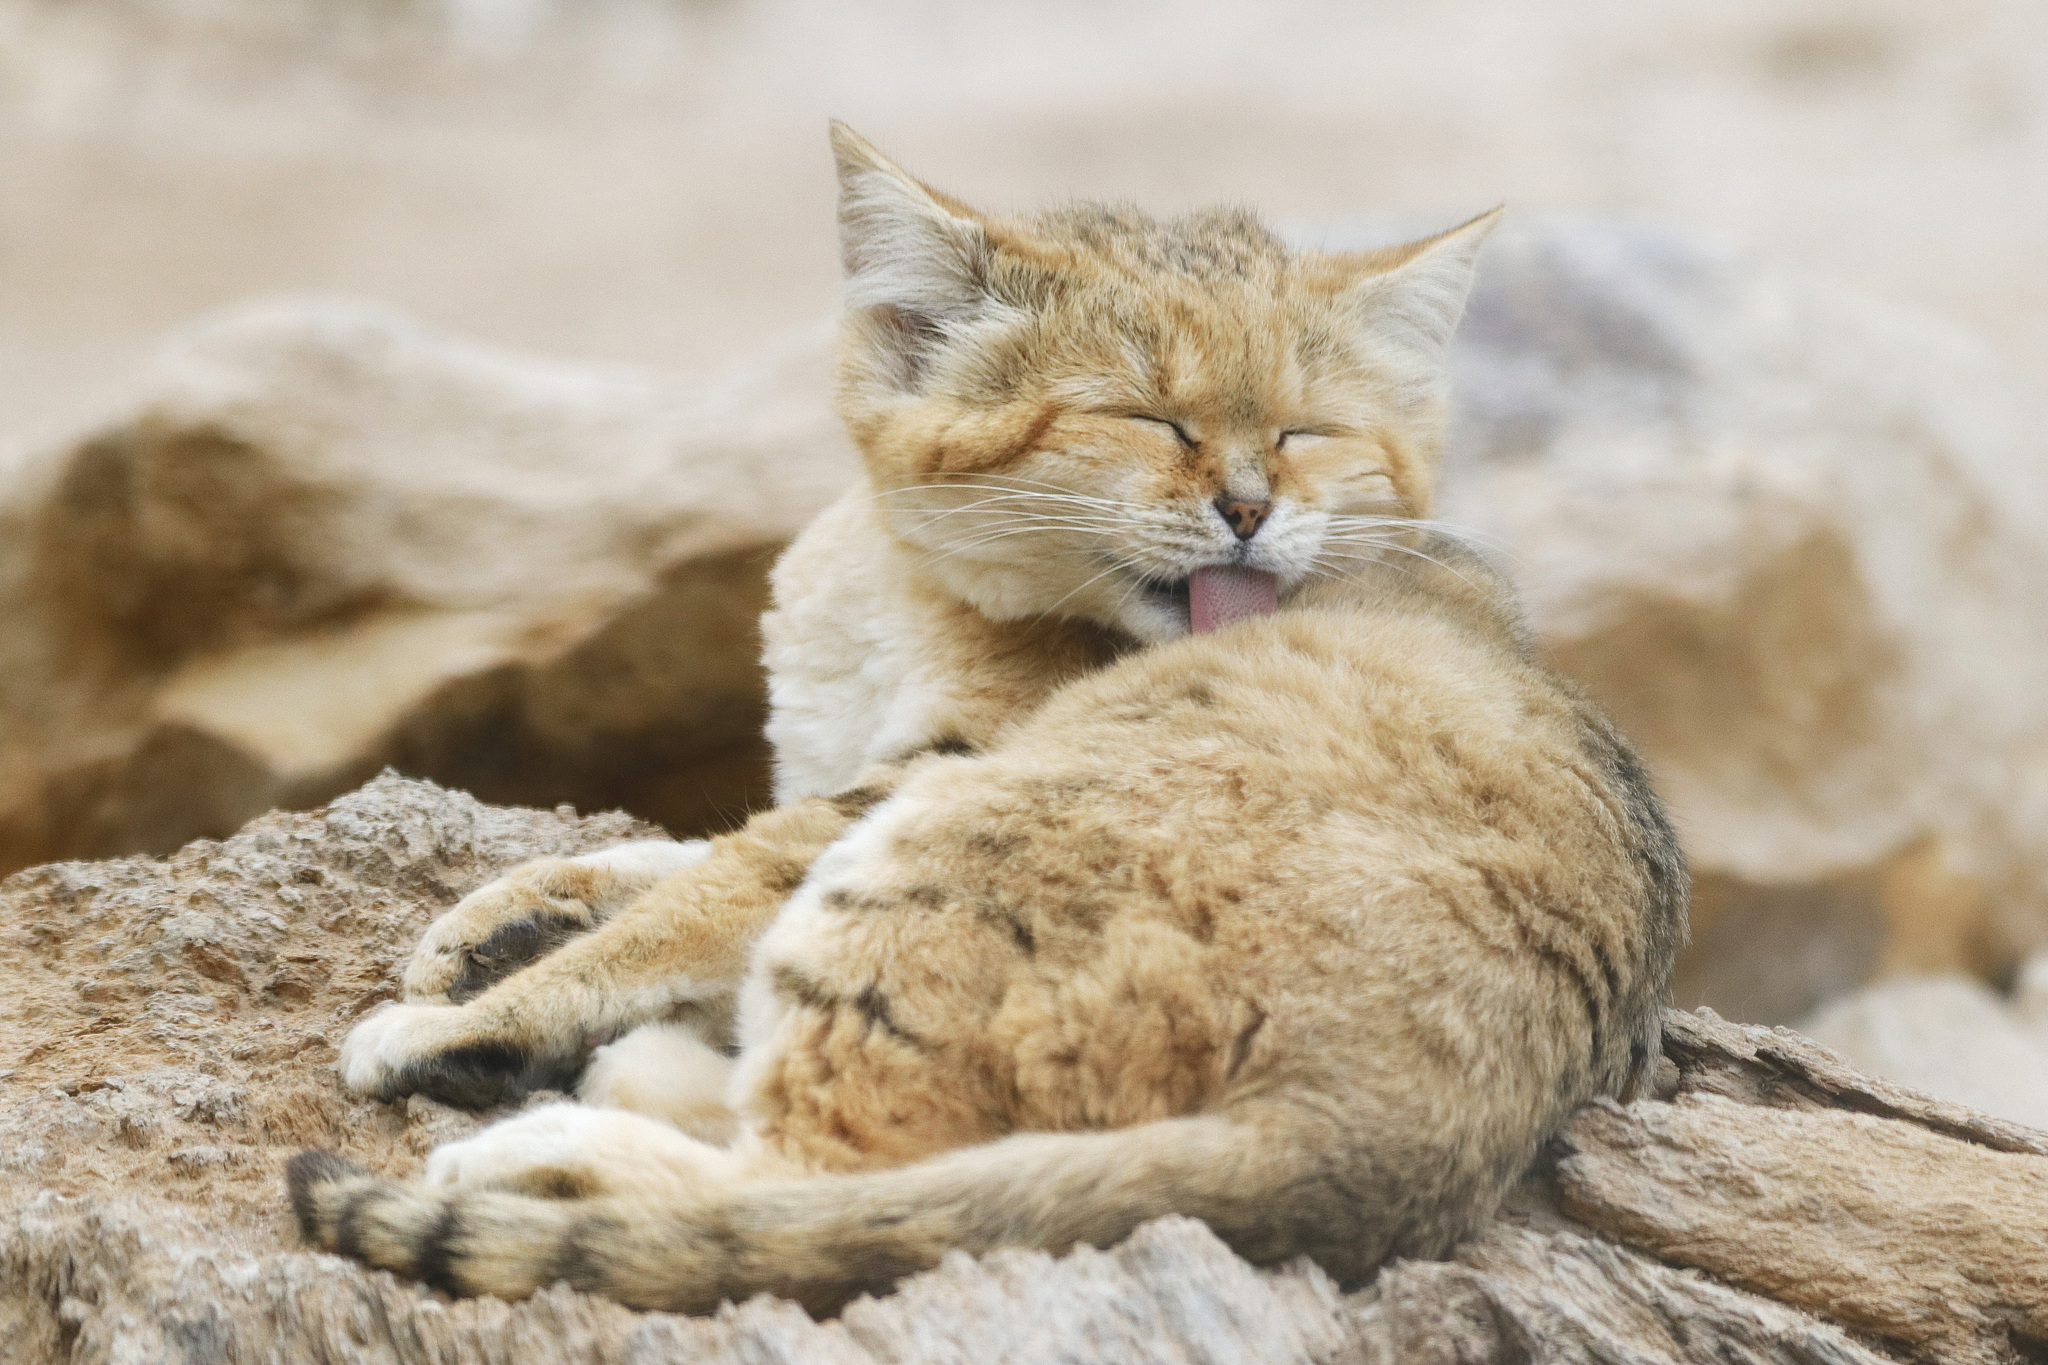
[762,491,925,800]
[762,490,1041,800]
[762,487,1134,802]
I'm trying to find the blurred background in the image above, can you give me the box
[4,0,2048,1119]
[5,0,2044,439]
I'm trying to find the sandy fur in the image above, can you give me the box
[577,1023,738,1144]
[302,125,1686,1315]
[299,556,1686,1313]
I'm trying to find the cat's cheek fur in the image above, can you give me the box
[763,491,1124,801]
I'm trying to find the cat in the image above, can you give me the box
[288,123,1687,1315]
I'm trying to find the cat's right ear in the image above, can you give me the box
[830,122,992,389]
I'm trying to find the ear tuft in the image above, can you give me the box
[829,122,992,388]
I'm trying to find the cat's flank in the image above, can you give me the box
[288,124,1687,1315]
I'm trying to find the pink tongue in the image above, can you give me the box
[1188,566,1279,633]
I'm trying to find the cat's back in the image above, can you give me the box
[764,578,1683,1132]
[1057,595,1685,1028]
[1013,589,1614,862]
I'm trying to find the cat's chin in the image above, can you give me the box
[1110,578,1196,642]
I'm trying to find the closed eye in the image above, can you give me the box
[1276,430,1319,450]
[1128,415,1197,449]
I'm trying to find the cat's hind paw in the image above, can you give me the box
[421,1101,738,1200]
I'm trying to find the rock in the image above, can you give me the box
[1359,1222,1887,1365]
[1431,218,2048,1021]
[1654,1003,2048,1157]
[0,772,658,1240]
[1557,1091,2048,1364]
[0,300,854,876]
[1796,957,2048,1130]
[0,1199,1889,1365]
[4,774,2045,1362]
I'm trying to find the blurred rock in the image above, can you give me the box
[6,218,2047,1027]
[0,300,854,875]
[1798,957,2048,1130]
[1433,218,2048,1020]
[3,775,2037,1362]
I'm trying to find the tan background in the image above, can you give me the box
[2,0,2043,460]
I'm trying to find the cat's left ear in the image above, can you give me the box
[1335,207,1502,363]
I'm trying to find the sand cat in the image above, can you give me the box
[288,124,1687,1315]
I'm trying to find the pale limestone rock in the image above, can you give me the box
[0,300,853,875]
[1433,218,2048,1021]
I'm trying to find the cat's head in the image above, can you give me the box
[830,122,1496,643]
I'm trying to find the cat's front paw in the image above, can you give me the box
[403,842,713,1005]
[341,1002,580,1109]
[402,858,601,1005]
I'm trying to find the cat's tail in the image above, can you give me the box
[288,1105,1431,1315]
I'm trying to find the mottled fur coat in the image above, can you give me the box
[289,124,1687,1315]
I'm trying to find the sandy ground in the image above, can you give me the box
[1,0,2043,456]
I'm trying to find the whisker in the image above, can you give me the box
[1323,515,1508,556]
[928,473,1150,505]
[1038,556,1151,620]
[892,498,1133,532]
[929,524,1119,557]
[922,511,1130,533]
[1312,542,1486,589]
[876,479,1146,512]
[902,510,1133,547]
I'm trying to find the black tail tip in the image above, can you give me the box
[286,1149,370,1242]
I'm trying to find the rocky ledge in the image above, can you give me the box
[2,773,2042,1364]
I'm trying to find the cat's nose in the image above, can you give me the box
[1215,496,1273,541]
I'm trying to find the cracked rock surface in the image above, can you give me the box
[0,772,654,1248]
